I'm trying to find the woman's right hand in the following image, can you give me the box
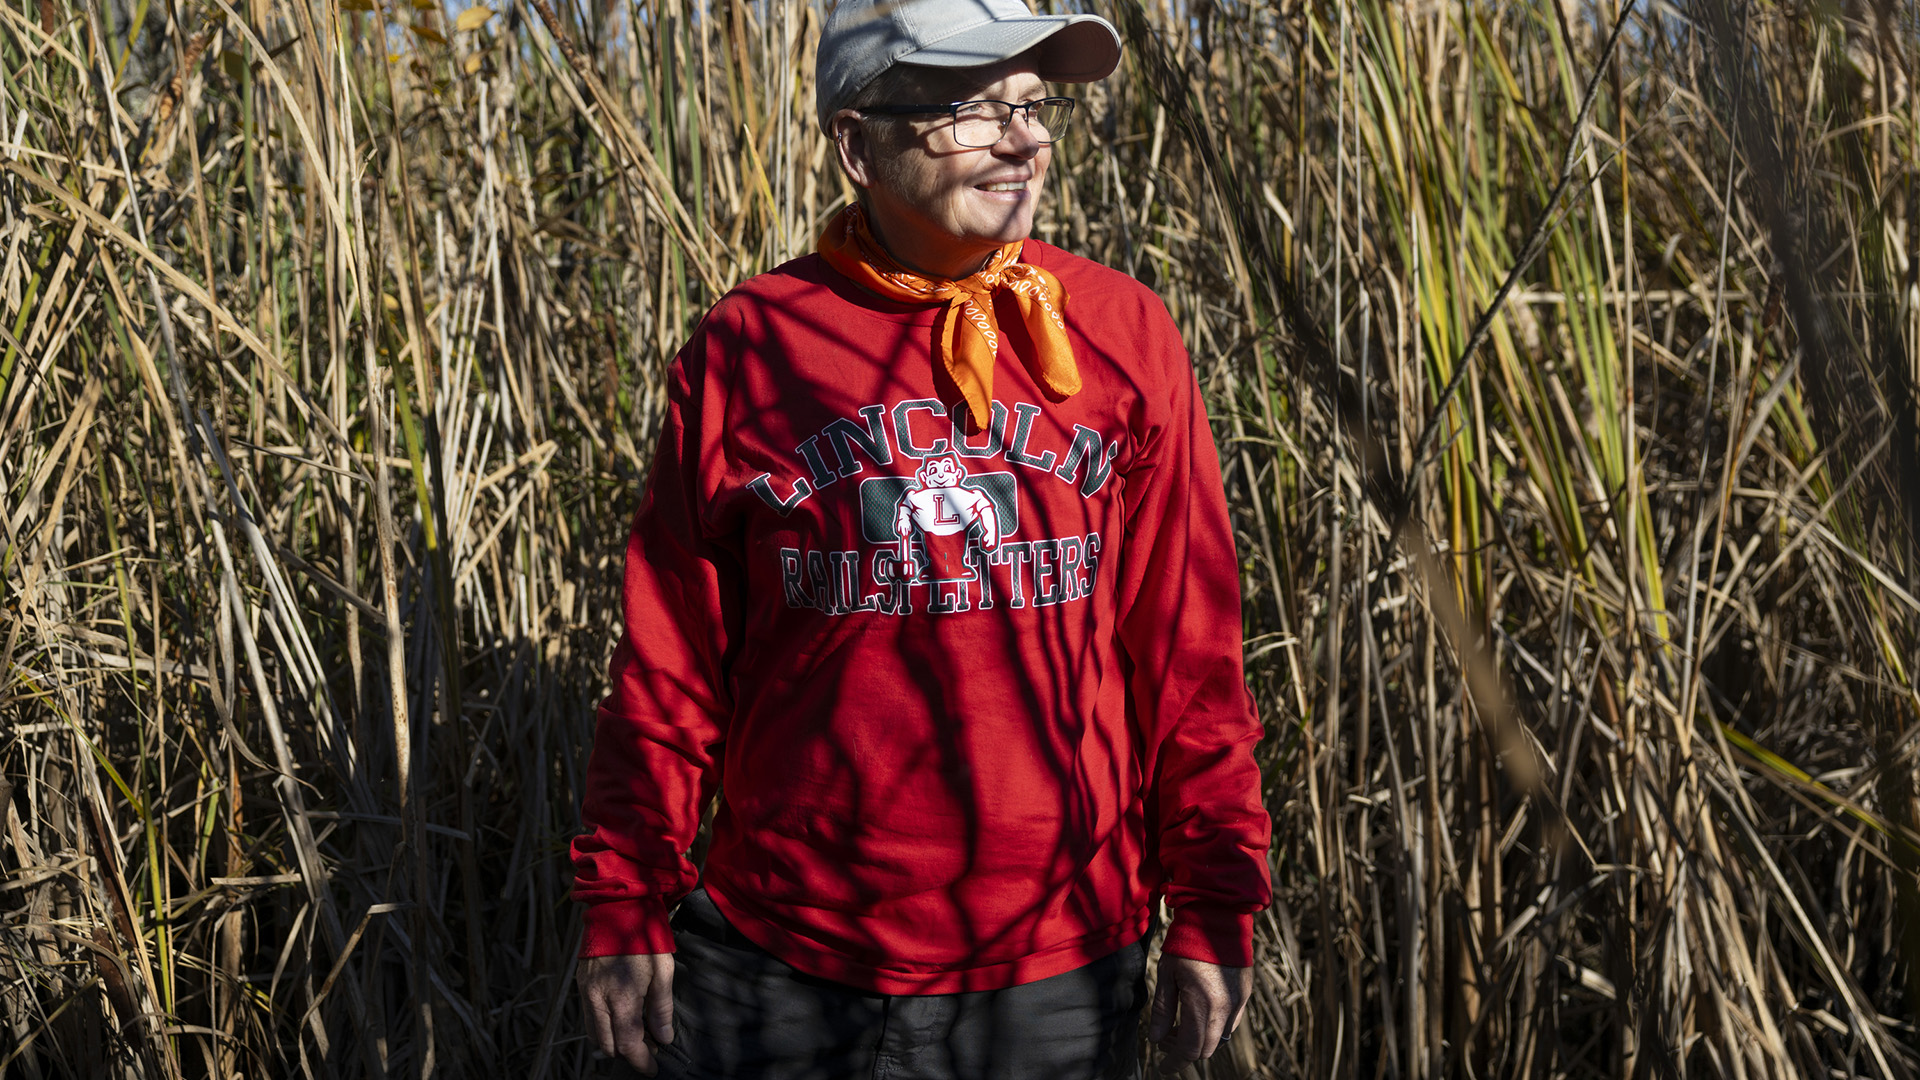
[578,953,676,1075]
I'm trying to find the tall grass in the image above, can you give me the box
[2,0,1917,1077]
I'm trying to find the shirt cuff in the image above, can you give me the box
[1160,903,1255,968]
[579,897,677,957]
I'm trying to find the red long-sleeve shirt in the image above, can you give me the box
[571,241,1271,994]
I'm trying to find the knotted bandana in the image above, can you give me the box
[816,204,1080,430]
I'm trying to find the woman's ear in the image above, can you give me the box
[831,110,877,193]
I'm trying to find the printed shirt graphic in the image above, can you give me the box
[898,484,992,580]
[571,241,1272,998]
[894,457,1000,583]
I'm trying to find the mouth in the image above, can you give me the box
[976,180,1029,193]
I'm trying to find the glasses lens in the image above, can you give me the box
[951,101,1011,148]
[945,100,1073,147]
[1029,100,1071,143]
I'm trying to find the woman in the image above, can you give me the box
[573,2,1271,1077]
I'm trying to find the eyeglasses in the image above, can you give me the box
[857,97,1076,148]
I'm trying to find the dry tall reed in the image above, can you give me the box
[2,0,1917,1077]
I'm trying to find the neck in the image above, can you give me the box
[863,208,1003,280]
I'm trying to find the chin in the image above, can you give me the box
[958,216,1036,248]
[975,228,1033,247]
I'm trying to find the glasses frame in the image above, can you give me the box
[857,97,1077,147]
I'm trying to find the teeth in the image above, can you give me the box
[982,182,1026,192]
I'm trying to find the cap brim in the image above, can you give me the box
[898,15,1121,84]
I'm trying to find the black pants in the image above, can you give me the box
[617,889,1148,1080]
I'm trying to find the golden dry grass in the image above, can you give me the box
[2,0,1918,1077]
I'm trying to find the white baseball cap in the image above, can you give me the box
[815,0,1123,131]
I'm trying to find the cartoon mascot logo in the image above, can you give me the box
[893,454,1000,584]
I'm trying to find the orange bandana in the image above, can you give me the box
[816,205,1079,429]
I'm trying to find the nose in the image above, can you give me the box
[996,109,1043,157]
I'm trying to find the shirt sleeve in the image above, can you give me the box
[571,315,741,958]
[1115,308,1273,968]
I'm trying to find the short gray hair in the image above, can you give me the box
[836,66,949,208]
[846,63,951,113]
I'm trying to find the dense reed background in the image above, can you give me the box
[4,0,1919,1075]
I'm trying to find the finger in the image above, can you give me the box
[1155,982,1206,1076]
[1199,975,1239,1061]
[602,978,657,1076]
[583,987,618,1059]
[1174,980,1212,1064]
[613,997,659,1077]
[645,957,676,1046]
[1147,968,1179,1044]
[623,1041,659,1077]
[1224,987,1251,1036]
